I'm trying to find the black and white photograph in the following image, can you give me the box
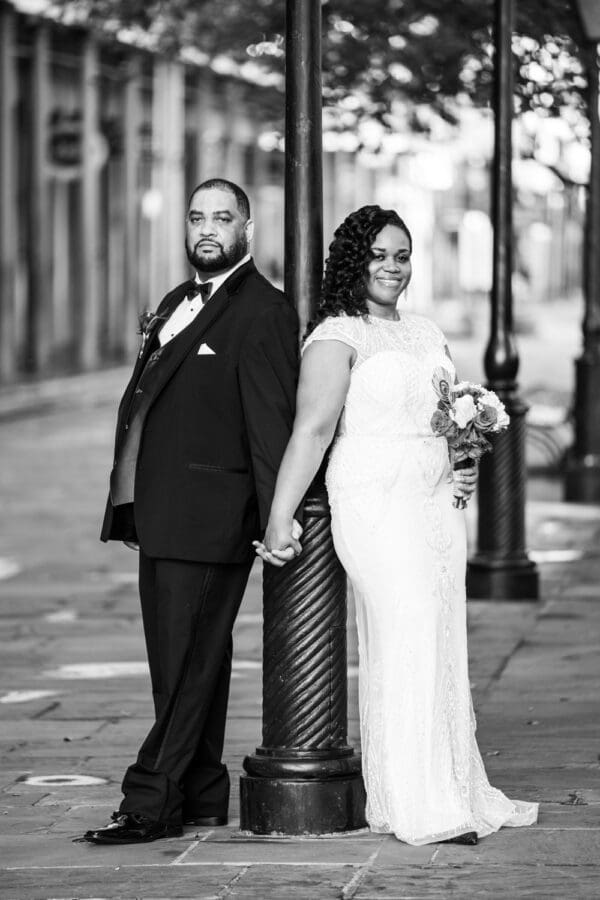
[0,0,599,897]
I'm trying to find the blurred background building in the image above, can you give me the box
[0,0,587,415]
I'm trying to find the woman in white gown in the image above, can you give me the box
[255,206,538,845]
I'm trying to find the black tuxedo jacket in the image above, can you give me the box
[100,260,299,563]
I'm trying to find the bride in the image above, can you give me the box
[254,205,538,845]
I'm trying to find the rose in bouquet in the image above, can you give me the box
[430,368,510,509]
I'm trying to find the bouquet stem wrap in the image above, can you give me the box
[452,457,474,509]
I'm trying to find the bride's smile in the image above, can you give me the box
[365,224,412,317]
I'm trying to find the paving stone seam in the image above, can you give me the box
[5,861,600,871]
[2,861,366,871]
[534,825,600,830]
[430,846,441,864]
[479,634,531,700]
[172,836,206,865]
[341,846,384,900]
[216,864,249,899]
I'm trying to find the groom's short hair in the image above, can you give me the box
[188,178,251,220]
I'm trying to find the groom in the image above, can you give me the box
[84,179,299,844]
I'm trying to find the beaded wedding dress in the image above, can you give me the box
[303,312,538,845]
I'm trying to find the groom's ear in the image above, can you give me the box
[245,218,255,243]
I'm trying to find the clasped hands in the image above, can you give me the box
[255,467,478,567]
[253,518,303,567]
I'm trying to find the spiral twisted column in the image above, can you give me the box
[466,0,538,601]
[240,489,366,834]
[261,496,348,752]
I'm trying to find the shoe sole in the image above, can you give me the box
[84,828,183,845]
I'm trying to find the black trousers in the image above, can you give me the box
[119,551,253,824]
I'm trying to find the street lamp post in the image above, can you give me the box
[565,1,600,502]
[466,0,539,600]
[239,0,366,835]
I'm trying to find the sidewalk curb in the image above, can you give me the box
[0,368,129,422]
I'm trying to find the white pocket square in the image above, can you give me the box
[197,343,216,356]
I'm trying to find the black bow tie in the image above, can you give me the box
[184,281,212,301]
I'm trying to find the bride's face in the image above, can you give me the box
[364,225,412,314]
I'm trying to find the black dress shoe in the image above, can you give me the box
[183,815,228,827]
[441,831,478,845]
[83,812,183,845]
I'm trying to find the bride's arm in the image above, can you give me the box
[257,339,354,566]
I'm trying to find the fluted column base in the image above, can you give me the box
[240,767,366,836]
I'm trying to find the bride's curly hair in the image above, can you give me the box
[305,205,412,336]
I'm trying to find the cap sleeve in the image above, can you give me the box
[409,313,448,352]
[302,316,362,355]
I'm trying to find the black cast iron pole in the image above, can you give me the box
[466,0,539,600]
[281,0,323,332]
[565,45,600,502]
[239,0,366,834]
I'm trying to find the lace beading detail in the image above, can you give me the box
[303,312,449,449]
[303,312,446,370]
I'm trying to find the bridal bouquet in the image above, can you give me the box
[430,368,510,509]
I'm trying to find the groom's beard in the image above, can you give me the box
[186,233,248,274]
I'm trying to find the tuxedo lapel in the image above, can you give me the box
[133,289,186,380]
[137,260,257,409]
[117,287,188,426]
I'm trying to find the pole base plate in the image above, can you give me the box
[564,457,600,504]
[467,556,539,601]
[239,773,367,835]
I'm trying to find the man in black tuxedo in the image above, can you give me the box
[84,179,300,844]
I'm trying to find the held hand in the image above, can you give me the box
[253,518,303,567]
[452,464,478,508]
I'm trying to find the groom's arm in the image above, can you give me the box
[238,300,300,531]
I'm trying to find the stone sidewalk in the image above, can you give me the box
[0,375,599,899]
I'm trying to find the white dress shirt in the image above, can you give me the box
[158,254,252,346]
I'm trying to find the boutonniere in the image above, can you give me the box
[137,310,166,357]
